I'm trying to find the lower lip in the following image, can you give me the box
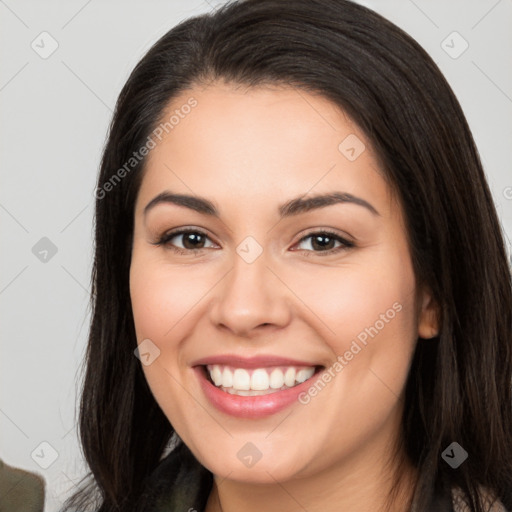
[194,366,321,419]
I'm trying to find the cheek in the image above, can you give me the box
[284,260,417,458]
[129,256,206,433]
[129,252,223,420]
[290,257,416,351]
[288,249,418,416]
[129,255,211,344]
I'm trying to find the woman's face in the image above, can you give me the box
[129,82,438,484]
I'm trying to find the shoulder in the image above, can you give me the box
[0,459,45,512]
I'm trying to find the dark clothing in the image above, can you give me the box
[134,442,212,512]
[133,442,456,512]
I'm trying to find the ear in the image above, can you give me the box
[417,287,440,339]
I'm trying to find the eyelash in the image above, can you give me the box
[153,228,355,257]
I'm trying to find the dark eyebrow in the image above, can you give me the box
[143,191,379,218]
[144,192,217,217]
[279,192,379,217]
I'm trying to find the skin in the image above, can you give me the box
[129,81,439,512]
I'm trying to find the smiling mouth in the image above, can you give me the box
[200,364,324,396]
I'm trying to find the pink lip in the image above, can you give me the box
[191,354,319,369]
[193,365,322,419]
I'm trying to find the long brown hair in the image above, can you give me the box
[61,1,512,510]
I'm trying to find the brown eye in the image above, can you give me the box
[154,229,217,253]
[294,231,354,255]
[176,231,207,249]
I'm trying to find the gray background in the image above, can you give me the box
[0,0,510,510]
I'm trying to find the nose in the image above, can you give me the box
[209,250,292,338]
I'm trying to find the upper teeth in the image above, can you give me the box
[206,364,316,391]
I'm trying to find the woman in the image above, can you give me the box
[61,0,512,511]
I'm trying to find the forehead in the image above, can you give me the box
[137,82,394,218]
